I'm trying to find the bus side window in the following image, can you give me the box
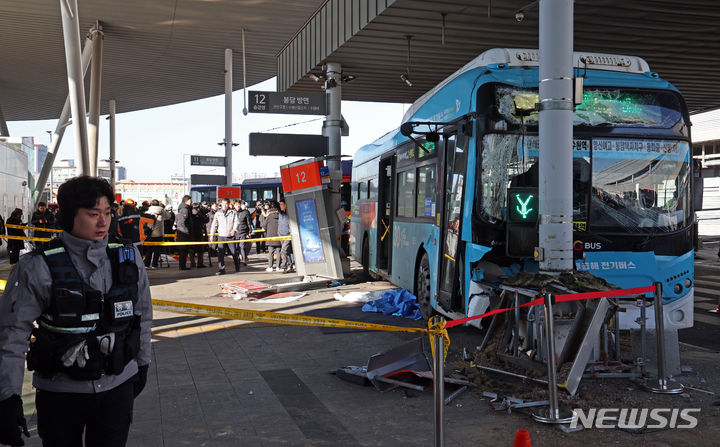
[369,179,378,199]
[397,170,416,217]
[416,165,437,218]
[359,182,367,200]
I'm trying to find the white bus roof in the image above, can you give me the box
[402,48,651,123]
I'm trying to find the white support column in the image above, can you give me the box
[59,0,90,176]
[33,35,94,205]
[538,0,574,273]
[109,99,117,189]
[0,104,9,136]
[324,62,347,260]
[325,63,342,175]
[224,48,233,186]
[88,23,104,176]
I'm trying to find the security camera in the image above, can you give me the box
[401,73,413,87]
[515,11,524,22]
[21,180,27,186]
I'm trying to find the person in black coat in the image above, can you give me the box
[175,196,193,270]
[0,212,4,250]
[234,201,252,265]
[190,203,209,268]
[264,202,281,271]
[5,209,25,264]
[31,202,56,250]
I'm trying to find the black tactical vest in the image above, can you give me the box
[27,238,142,380]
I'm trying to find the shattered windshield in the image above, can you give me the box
[590,139,690,232]
[479,134,690,233]
[479,134,590,224]
[496,86,684,129]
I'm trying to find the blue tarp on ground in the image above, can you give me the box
[361,289,423,320]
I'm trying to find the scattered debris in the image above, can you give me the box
[333,289,392,303]
[361,289,422,320]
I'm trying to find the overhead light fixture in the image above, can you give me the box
[402,35,413,87]
[514,0,539,22]
[341,74,356,83]
[309,72,324,82]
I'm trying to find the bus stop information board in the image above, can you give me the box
[281,160,324,192]
[191,155,225,167]
[248,91,327,115]
[216,186,242,199]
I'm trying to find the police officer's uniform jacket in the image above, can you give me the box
[0,231,152,400]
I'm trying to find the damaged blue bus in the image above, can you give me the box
[350,48,695,336]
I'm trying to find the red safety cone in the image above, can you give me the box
[709,297,720,314]
[513,429,532,447]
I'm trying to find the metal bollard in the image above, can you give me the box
[643,283,683,394]
[532,292,574,424]
[432,315,445,447]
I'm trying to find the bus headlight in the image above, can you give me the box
[684,278,692,289]
[673,283,682,294]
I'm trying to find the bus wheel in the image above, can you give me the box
[415,252,433,320]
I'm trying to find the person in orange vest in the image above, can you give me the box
[117,199,155,247]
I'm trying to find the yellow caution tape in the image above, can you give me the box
[144,236,291,246]
[0,234,52,242]
[0,280,6,292]
[5,224,62,233]
[151,299,449,341]
[428,318,451,362]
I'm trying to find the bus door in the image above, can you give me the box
[437,133,467,311]
[377,155,394,272]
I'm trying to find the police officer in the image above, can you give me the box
[0,176,152,447]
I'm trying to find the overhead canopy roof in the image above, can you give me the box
[1,0,718,123]
[0,0,325,121]
[279,0,720,114]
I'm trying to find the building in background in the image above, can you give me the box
[691,109,720,237]
[48,159,127,201]
[0,139,31,256]
[34,144,48,173]
[115,181,188,209]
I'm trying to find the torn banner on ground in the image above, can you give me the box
[361,289,422,320]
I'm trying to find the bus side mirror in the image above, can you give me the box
[400,122,414,137]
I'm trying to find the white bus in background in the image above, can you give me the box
[0,139,31,257]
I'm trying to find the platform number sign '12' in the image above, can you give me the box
[507,187,539,223]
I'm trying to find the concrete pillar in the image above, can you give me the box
[88,24,104,176]
[538,0,574,273]
[109,99,116,189]
[59,0,90,175]
[33,35,94,206]
[224,48,233,186]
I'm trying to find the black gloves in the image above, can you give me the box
[133,364,149,398]
[0,395,29,446]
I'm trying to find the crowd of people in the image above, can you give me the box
[1,196,294,275]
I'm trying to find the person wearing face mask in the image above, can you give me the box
[0,176,152,447]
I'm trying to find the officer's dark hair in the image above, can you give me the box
[57,176,114,232]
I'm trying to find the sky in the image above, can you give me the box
[7,77,409,183]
